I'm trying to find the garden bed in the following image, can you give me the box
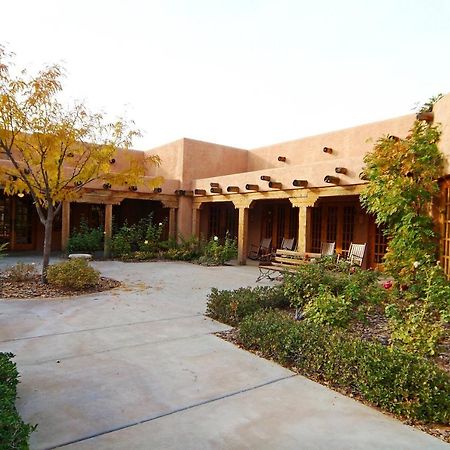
[0,274,121,299]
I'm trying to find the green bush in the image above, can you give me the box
[205,285,288,327]
[238,310,450,424]
[4,263,37,282]
[0,242,7,259]
[198,235,237,265]
[47,259,100,290]
[0,352,35,449]
[304,286,352,327]
[66,221,103,254]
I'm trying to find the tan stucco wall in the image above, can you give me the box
[247,115,415,172]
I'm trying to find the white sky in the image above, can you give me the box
[2,0,450,150]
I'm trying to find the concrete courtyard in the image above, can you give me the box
[0,257,448,450]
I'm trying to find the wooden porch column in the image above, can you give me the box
[61,201,71,252]
[192,206,201,238]
[103,204,113,258]
[290,195,318,255]
[169,207,177,239]
[233,199,252,265]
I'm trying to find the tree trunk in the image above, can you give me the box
[42,208,54,283]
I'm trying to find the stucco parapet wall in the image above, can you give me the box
[192,156,367,193]
[247,114,416,171]
[192,185,365,208]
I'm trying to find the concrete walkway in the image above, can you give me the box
[0,258,448,450]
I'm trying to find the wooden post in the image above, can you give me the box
[192,207,201,238]
[289,195,318,255]
[233,199,252,265]
[104,204,113,258]
[61,201,71,252]
[237,207,249,265]
[169,208,177,239]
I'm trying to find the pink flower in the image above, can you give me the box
[383,280,393,289]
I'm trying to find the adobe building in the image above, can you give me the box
[1,94,450,276]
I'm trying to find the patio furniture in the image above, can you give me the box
[248,237,272,261]
[320,241,336,256]
[339,243,366,266]
[256,249,306,282]
[279,237,295,250]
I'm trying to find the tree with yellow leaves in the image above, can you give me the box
[0,47,162,280]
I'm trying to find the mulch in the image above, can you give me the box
[0,275,121,299]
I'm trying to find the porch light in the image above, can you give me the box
[129,185,138,191]
[210,182,220,188]
[260,175,271,181]
[292,179,308,187]
[194,189,206,195]
[153,187,162,193]
[245,184,259,191]
[278,156,286,162]
[324,175,339,184]
[210,187,222,194]
[323,147,333,154]
[268,181,282,189]
[17,192,24,198]
[335,167,347,174]
[227,186,240,193]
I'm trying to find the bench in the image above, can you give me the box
[256,249,321,282]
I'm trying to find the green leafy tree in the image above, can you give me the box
[0,47,162,280]
[360,116,443,283]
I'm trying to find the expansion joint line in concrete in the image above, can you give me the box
[47,373,298,450]
[0,314,201,343]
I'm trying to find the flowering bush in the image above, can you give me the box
[197,234,237,265]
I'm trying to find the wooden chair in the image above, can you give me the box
[248,237,272,261]
[320,241,335,256]
[340,243,366,266]
[279,237,295,250]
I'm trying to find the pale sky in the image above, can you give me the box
[2,0,450,150]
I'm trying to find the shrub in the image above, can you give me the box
[238,310,450,423]
[304,286,352,327]
[66,221,103,254]
[198,234,237,265]
[0,352,35,448]
[4,263,37,282]
[47,259,100,290]
[0,242,7,259]
[205,285,288,327]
